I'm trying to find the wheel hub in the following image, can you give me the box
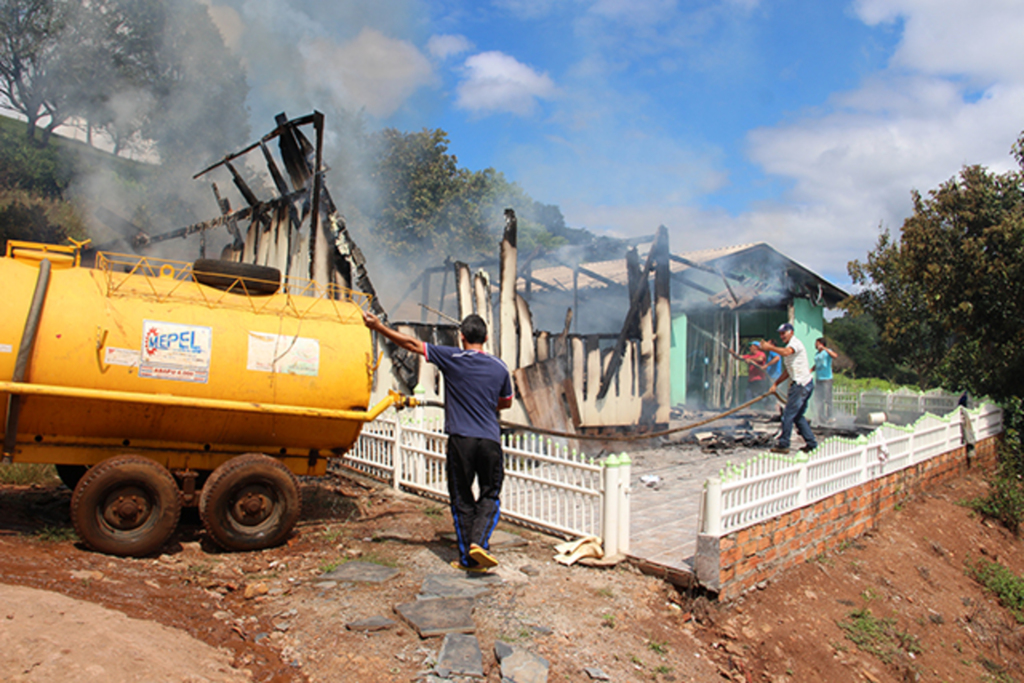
[101,486,152,530]
[230,486,275,527]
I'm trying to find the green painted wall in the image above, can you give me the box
[793,298,824,366]
[670,313,688,406]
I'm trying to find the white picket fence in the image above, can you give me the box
[831,386,961,421]
[339,408,632,553]
[701,403,1003,536]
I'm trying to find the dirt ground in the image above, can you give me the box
[1,461,1023,683]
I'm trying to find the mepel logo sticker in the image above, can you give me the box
[139,320,212,383]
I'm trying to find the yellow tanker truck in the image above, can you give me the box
[0,240,410,557]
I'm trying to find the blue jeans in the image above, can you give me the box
[780,380,816,450]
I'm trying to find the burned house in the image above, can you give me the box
[375,223,848,434]
[523,240,849,412]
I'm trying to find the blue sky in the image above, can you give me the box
[205,0,1024,290]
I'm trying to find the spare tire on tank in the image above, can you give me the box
[192,259,281,295]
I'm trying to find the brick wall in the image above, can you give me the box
[695,435,1000,601]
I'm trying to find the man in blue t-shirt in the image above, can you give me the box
[362,310,514,572]
[813,338,838,423]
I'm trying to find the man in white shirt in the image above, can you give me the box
[759,323,817,454]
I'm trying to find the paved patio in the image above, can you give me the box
[624,412,831,572]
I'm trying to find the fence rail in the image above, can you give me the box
[339,408,630,551]
[830,386,961,421]
[701,403,1003,537]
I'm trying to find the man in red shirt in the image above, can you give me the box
[735,342,768,403]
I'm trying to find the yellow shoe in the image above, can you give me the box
[450,560,490,573]
[469,543,498,569]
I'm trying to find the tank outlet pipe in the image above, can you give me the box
[3,259,52,462]
[0,383,413,426]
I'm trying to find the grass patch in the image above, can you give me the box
[597,586,614,598]
[423,506,444,519]
[837,608,922,664]
[601,613,616,628]
[0,463,58,486]
[964,473,1024,536]
[35,525,76,542]
[647,639,668,654]
[967,557,1024,623]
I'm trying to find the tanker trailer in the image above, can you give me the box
[0,240,412,557]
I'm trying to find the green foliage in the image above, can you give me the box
[35,525,77,542]
[825,312,910,381]
[967,556,1024,623]
[364,127,571,265]
[832,374,916,393]
[847,228,951,390]
[837,608,923,664]
[966,468,1024,536]
[0,463,58,485]
[1,0,249,162]
[968,396,1024,535]
[848,152,1024,401]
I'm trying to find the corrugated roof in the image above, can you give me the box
[520,241,848,306]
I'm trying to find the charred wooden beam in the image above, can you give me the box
[516,293,534,368]
[499,209,518,369]
[225,161,259,207]
[654,225,672,423]
[276,112,314,191]
[192,112,321,180]
[474,269,494,355]
[596,243,659,400]
[455,261,473,323]
[668,253,746,283]
[210,183,243,257]
[260,140,291,197]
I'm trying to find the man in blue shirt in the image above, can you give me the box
[813,338,838,423]
[362,310,514,572]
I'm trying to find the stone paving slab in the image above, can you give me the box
[419,574,499,600]
[321,561,400,583]
[437,633,484,677]
[395,597,475,638]
[346,616,396,632]
[440,529,527,549]
[495,642,549,683]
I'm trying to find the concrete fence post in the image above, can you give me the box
[602,454,621,557]
[703,477,722,536]
[617,453,631,555]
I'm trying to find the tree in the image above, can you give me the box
[0,0,249,160]
[847,228,950,388]
[824,311,902,380]
[848,150,1024,401]
[0,0,74,143]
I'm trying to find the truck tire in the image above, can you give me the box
[192,259,281,295]
[71,456,182,557]
[199,453,300,552]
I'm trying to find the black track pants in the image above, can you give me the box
[445,435,504,567]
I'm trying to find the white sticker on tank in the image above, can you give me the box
[247,332,319,377]
[104,347,140,367]
[139,320,212,383]
[0,343,12,354]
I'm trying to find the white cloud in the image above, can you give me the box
[427,34,474,60]
[855,0,1024,81]
[300,29,435,118]
[455,51,557,116]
